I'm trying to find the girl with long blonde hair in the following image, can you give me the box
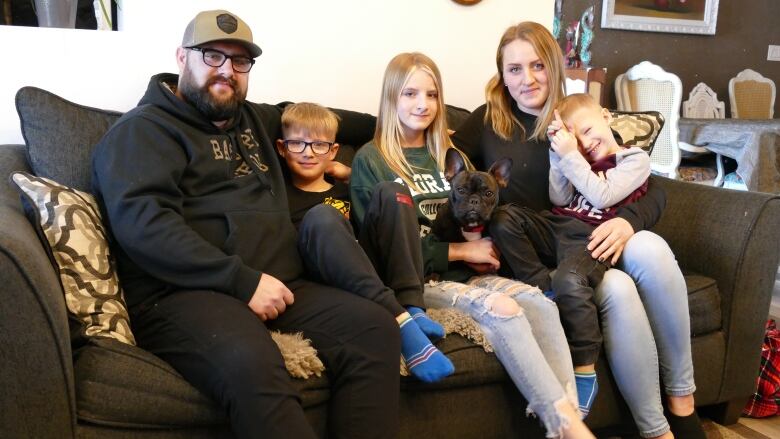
[372,52,453,191]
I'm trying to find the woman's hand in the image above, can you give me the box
[325,161,352,183]
[587,217,634,265]
[449,238,500,272]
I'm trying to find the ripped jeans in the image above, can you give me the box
[424,275,578,438]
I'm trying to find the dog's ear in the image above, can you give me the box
[444,148,467,181]
[488,158,513,188]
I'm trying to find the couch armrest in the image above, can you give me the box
[652,176,780,401]
[0,144,76,438]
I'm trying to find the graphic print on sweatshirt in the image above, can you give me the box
[209,128,271,178]
[324,197,351,219]
[552,154,648,226]
[556,168,614,223]
[394,171,449,237]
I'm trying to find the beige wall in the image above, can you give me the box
[0,0,552,144]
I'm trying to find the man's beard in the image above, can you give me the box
[179,71,246,122]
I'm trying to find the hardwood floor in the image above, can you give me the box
[736,415,780,438]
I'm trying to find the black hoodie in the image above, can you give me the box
[92,73,303,311]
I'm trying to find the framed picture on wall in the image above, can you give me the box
[601,0,719,35]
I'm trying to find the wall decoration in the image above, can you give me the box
[578,6,595,66]
[563,6,595,68]
[553,0,563,39]
[565,21,579,67]
[601,0,719,35]
[2,0,117,29]
[34,0,77,28]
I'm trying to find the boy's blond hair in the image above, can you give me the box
[281,102,340,139]
[555,93,602,124]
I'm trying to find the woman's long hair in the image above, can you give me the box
[484,21,566,142]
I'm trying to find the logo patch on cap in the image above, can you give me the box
[216,13,238,34]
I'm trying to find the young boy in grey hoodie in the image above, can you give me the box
[493,93,651,416]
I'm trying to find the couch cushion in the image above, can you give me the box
[74,333,507,428]
[74,338,223,428]
[402,334,508,391]
[74,337,331,428]
[446,104,472,132]
[15,86,122,193]
[684,273,722,337]
[11,172,136,345]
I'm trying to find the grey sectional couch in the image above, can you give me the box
[2,86,779,438]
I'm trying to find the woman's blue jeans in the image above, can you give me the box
[424,275,578,438]
[597,231,696,438]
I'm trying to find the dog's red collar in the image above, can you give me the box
[462,225,485,233]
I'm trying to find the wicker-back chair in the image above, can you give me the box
[615,61,682,178]
[729,69,775,119]
[679,82,727,186]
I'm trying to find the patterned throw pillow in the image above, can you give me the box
[11,172,136,345]
[609,110,665,155]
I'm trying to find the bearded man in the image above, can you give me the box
[91,10,399,439]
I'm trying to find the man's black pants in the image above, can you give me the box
[131,278,400,439]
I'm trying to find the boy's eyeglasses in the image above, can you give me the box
[283,140,334,155]
[186,47,255,73]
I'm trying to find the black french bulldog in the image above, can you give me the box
[431,148,512,243]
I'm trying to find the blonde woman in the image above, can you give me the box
[452,22,705,439]
[350,52,594,439]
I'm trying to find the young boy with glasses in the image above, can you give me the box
[277,102,350,227]
[278,102,454,383]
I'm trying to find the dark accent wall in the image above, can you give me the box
[560,0,779,116]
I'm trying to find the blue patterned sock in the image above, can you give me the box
[399,316,454,383]
[575,371,598,417]
[406,306,445,341]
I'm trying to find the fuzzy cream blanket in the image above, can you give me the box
[272,308,490,379]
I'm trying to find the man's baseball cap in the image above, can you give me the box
[182,10,262,58]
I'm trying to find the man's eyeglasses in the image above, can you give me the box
[186,47,255,73]
[282,140,334,155]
